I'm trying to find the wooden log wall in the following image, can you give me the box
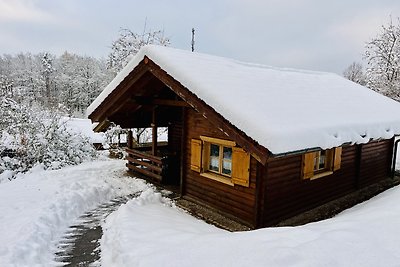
[184,108,258,227]
[260,139,393,227]
[358,139,393,187]
[168,108,183,156]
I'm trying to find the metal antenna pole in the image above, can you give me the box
[191,28,195,52]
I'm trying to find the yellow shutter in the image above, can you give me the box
[303,152,316,179]
[190,139,202,172]
[333,147,342,171]
[231,147,250,187]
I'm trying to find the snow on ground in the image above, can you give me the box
[1,148,400,266]
[101,184,400,267]
[0,156,150,267]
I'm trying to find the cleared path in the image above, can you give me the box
[54,193,141,266]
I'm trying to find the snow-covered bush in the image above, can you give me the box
[0,97,96,181]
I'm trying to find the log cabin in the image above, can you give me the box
[87,45,400,228]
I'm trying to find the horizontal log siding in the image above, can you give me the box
[358,139,392,187]
[261,139,393,226]
[184,109,258,227]
[167,108,183,154]
[262,145,358,226]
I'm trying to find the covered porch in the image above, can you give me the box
[90,68,189,188]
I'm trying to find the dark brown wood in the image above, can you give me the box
[152,108,157,156]
[126,148,162,164]
[259,139,393,227]
[127,130,133,149]
[89,62,150,123]
[152,99,190,107]
[183,108,258,227]
[126,163,162,181]
[125,147,164,183]
[93,119,110,132]
[358,139,392,188]
[126,156,162,173]
[131,97,190,107]
[180,107,187,196]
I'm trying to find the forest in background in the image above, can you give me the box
[0,52,113,117]
[0,28,169,181]
[0,28,169,118]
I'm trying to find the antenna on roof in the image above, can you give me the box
[191,28,195,52]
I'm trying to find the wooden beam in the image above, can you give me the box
[152,107,158,156]
[93,119,111,132]
[131,97,189,107]
[152,99,189,107]
[127,130,133,149]
[126,156,162,173]
[126,163,162,182]
[88,62,151,122]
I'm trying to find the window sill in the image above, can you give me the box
[200,172,234,186]
[310,171,334,180]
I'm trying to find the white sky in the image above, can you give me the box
[0,0,399,74]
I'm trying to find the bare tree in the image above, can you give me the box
[364,17,400,100]
[107,27,170,74]
[343,62,366,85]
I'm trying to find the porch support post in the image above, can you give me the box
[152,107,158,156]
[127,129,133,149]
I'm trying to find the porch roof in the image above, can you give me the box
[87,45,400,155]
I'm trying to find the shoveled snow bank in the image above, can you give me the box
[0,157,149,267]
[101,185,400,267]
[87,45,400,154]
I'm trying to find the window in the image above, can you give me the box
[190,137,250,187]
[302,147,342,180]
[314,150,331,173]
[208,144,232,176]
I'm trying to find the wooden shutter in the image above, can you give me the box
[231,147,250,187]
[333,147,342,171]
[190,139,202,172]
[303,152,316,179]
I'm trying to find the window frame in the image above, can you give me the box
[302,147,342,180]
[207,143,233,177]
[200,136,235,182]
[190,136,250,187]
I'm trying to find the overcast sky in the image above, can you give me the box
[0,0,399,74]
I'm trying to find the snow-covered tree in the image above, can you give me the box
[0,52,113,117]
[0,97,97,181]
[365,17,400,100]
[343,62,366,85]
[40,52,55,106]
[107,28,170,74]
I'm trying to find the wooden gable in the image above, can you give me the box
[88,56,270,164]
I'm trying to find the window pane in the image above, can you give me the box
[223,147,232,160]
[210,157,219,171]
[222,160,232,175]
[210,144,220,157]
[209,144,220,171]
[319,150,326,169]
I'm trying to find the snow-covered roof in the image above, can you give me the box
[87,45,400,154]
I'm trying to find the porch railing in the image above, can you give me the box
[126,148,163,183]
